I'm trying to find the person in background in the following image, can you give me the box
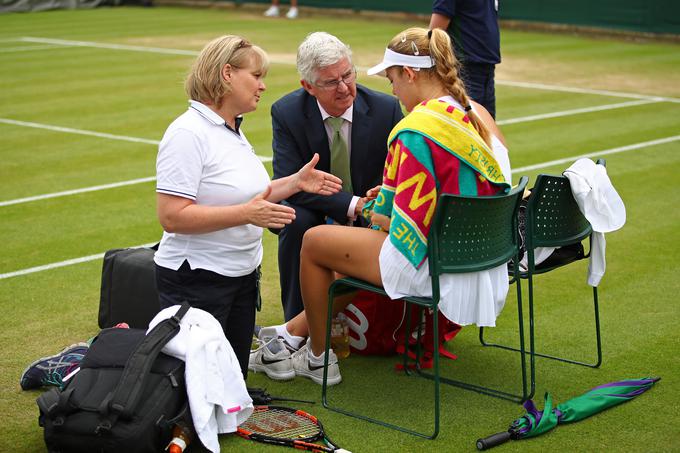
[260,26,511,386]
[270,31,403,323]
[153,35,341,379]
[429,0,501,118]
[264,0,298,19]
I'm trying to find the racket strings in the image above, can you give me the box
[241,408,321,440]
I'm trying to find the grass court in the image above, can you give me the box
[1,5,679,452]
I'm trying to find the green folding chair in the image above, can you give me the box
[480,160,605,400]
[321,176,529,439]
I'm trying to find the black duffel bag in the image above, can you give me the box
[37,304,193,453]
[99,245,160,329]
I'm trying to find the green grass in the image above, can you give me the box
[1,5,679,452]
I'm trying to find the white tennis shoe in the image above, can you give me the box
[263,5,279,17]
[248,328,295,380]
[291,343,342,386]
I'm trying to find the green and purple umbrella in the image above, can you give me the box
[477,377,661,450]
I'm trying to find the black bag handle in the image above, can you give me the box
[96,302,190,433]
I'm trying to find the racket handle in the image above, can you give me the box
[334,449,352,453]
[476,431,511,450]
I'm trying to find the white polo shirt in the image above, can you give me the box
[155,100,271,277]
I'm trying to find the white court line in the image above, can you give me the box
[0,93,664,207]
[497,80,680,104]
[17,36,680,103]
[0,243,157,280]
[19,36,199,57]
[514,135,680,173]
[0,177,157,207]
[496,99,660,126]
[2,134,679,281]
[17,36,292,66]
[0,118,159,145]
[0,119,273,207]
[0,44,63,53]
[2,37,676,208]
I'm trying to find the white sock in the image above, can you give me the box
[275,324,305,349]
[308,348,326,366]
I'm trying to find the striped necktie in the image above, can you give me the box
[326,116,353,193]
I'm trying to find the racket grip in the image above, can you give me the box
[476,431,511,450]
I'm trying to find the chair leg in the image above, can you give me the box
[414,286,529,402]
[402,303,415,376]
[480,274,602,369]
[478,266,535,402]
[432,306,441,439]
[526,273,536,399]
[321,283,337,408]
[592,286,603,367]
[322,281,440,439]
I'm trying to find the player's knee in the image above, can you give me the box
[300,225,327,260]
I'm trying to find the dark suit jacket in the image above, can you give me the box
[271,84,403,223]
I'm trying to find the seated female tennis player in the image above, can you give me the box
[256,27,513,385]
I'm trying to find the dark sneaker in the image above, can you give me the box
[20,343,89,390]
[290,343,342,386]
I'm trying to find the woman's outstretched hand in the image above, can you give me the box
[245,186,297,229]
[296,153,343,195]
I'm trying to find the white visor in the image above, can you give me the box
[367,48,435,77]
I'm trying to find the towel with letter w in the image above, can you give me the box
[373,99,510,269]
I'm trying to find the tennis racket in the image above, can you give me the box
[237,405,351,453]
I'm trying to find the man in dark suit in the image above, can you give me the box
[271,32,403,321]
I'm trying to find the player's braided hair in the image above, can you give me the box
[388,27,491,146]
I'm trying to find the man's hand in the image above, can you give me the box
[354,185,382,217]
[365,185,381,200]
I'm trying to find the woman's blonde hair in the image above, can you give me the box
[387,27,491,146]
[185,35,269,107]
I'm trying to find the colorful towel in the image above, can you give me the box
[373,99,510,268]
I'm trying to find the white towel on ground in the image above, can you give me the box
[148,306,253,453]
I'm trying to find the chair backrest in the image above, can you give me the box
[525,174,591,249]
[428,176,528,277]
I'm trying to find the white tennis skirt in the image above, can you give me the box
[378,238,510,327]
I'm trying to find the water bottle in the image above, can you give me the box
[330,313,350,359]
[167,422,192,453]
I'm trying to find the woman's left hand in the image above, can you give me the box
[296,153,343,195]
[371,213,391,232]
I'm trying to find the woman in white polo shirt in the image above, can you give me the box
[154,35,341,378]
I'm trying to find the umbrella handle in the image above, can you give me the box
[476,431,512,450]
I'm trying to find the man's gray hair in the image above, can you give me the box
[297,32,353,83]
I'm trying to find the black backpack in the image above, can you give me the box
[37,303,193,453]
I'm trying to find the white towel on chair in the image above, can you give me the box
[148,306,253,453]
[564,158,626,287]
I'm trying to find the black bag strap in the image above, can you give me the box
[36,387,62,417]
[96,302,190,434]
